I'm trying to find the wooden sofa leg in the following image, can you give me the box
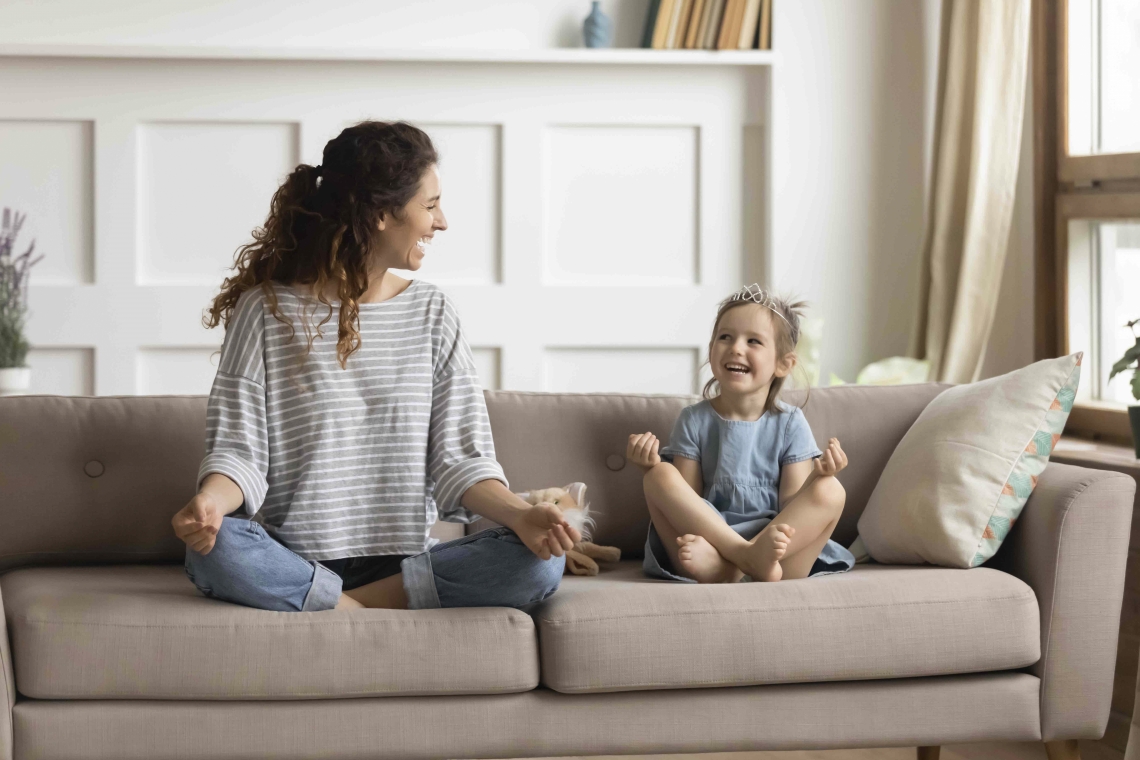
[1044,739,1081,760]
[917,748,940,760]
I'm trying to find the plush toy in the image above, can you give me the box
[517,482,621,576]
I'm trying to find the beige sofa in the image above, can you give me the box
[0,384,1133,760]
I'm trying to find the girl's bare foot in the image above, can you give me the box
[731,523,794,582]
[676,534,743,583]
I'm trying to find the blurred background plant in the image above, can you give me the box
[1108,318,1140,402]
[0,209,44,369]
[792,317,930,389]
[828,356,931,387]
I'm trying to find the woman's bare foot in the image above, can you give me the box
[676,534,743,583]
[728,523,794,582]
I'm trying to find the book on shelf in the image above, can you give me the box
[641,0,772,52]
[758,0,772,50]
[716,0,744,50]
[641,0,661,48]
[737,0,762,49]
[650,0,673,49]
[683,0,708,49]
[701,0,727,49]
[666,0,692,49]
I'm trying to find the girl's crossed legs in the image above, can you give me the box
[643,463,845,582]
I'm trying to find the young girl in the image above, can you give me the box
[627,284,856,583]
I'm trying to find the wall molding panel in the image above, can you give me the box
[137,121,300,286]
[0,119,94,285]
[0,53,771,395]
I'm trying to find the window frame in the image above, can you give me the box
[1036,0,1140,443]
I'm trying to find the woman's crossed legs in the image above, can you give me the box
[185,518,565,611]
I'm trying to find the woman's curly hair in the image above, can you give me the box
[204,121,438,371]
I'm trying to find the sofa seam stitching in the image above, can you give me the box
[17,684,540,700]
[545,661,1043,692]
[539,592,1037,625]
[11,618,534,630]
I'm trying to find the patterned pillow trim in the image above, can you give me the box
[971,353,1082,567]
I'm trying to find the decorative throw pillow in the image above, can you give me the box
[853,352,1082,568]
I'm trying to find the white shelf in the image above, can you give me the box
[0,43,776,66]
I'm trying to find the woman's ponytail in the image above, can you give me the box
[203,163,321,332]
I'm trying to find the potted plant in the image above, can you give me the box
[0,209,44,396]
[1109,318,1140,458]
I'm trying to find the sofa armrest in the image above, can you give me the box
[994,462,1135,741]
[1,581,13,760]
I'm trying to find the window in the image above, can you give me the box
[1067,219,1140,403]
[1038,0,1140,441]
[1066,0,1140,157]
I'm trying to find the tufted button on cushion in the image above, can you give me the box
[605,454,625,472]
[84,461,105,478]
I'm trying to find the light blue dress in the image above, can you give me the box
[643,398,856,581]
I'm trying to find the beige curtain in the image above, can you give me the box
[912,0,1032,383]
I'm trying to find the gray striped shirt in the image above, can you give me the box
[197,279,507,560]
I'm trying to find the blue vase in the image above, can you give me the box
[583,1,614,48]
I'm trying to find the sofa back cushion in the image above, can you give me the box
[783,384,951,547]
[482,384,949,553]
[0,395,203,572]
[0,383,947,571]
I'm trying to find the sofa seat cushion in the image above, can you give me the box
[535,561,1040,694]
[2,565,539,700]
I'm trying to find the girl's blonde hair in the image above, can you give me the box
[701,289,809,415]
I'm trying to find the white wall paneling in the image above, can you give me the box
[1,49,773,395]
[136,347,220,395]
[544,125,699,286]
[137,121,299,285]
[25,347,94,395]
[544,348,699,395]
[470,347,501,392]
[0,119,94,284]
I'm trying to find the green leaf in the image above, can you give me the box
[1132,371,1140,402]
[1109,338,1140,380]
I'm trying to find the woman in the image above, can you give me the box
[171,121,577,612]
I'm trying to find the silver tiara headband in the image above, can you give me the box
[728,283,793,330]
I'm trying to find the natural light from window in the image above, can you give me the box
[1069,221,1140,405]
[1067,0,1140,155]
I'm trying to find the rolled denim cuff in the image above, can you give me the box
[401,551,441,609]
[301,561,342,611]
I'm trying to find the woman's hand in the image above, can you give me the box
[459,479,581,560]
[813,438,848,477]
[513,504,581,561]
[627,432,662,472]
[172,491,226,554]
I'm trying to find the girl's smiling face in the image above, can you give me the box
[709,303,795,397]
[373,164,447,271]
